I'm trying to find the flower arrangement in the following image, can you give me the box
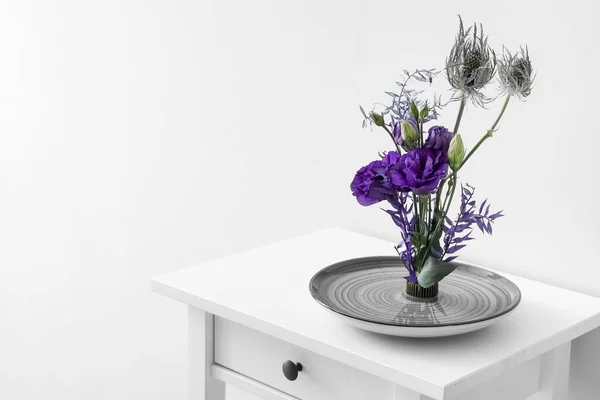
[352,17,534,294]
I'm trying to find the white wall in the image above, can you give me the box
[0,1,598,399]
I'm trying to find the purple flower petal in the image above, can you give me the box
[390,148,448,195]
[424,126,454,153]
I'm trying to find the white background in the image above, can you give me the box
[0,1,598,399]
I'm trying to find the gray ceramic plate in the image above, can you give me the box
[309,256,521,337]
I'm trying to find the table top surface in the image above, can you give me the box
[151,228,600,399]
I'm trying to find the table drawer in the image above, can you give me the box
[214,318,393,400]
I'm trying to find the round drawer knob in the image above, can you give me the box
[282,360,303,381]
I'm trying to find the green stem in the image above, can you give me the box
[420,196,428,235]
[490,94,512,132]
[453,96,466,133]
[459,130,492,170]
[427,195,432,227]
[442,175,458,219]
[382,125,402,155]
[413,192,420,233]
[420,172,457,271]
[459,94,511,170]
[434,178,447,213]
[441,175,455,212]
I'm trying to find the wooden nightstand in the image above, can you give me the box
[152,229,600,400]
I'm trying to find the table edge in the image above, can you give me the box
[151,278,446,399]
[443,312,600,397]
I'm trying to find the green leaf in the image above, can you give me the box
[417,258,460,288]
[409,231,426,248]
[410,101,420,121]
[419,104,429,120]
[429,209,444,246]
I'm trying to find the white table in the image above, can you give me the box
[151,229,600,400]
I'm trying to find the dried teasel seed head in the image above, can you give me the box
[498,46,534,100]
[446,16,497,106]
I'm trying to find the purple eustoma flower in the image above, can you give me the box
[390,148,449,195]
[424,125,454,153]
[350,151,400,206]
[381,150,401,166]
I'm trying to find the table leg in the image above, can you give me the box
[189,306,226,400]
[394,384,434,400]
[529,342,571,400]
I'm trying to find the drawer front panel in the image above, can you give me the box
[214,318,393,400]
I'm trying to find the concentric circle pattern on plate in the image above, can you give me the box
[309,256,521,327]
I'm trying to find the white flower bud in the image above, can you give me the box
[401,120,418,145]
[448,134,465,171]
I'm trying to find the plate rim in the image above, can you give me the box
[309,256,522,329]
[323,305,519,337]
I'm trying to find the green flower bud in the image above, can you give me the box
[401,120,418,145]
[448,134,465,171]
[371,112,385,127]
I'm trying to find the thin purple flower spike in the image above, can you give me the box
[385,193,417,281]
[442,184,504,260]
